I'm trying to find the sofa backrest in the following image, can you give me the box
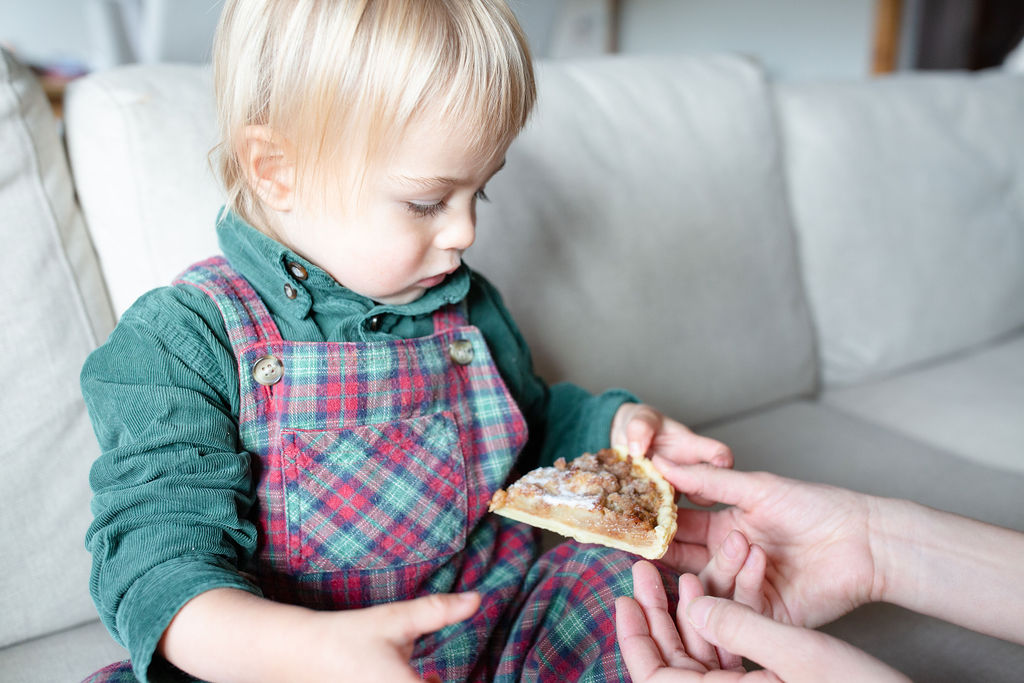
[65,64,224,317]
[777,70,1024,387]
[472,55,818,425]
[0,49,115,648]
[65,55,819,428]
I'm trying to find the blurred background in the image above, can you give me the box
[3,0,1024,111]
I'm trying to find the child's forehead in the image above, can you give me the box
[376,108,511,176]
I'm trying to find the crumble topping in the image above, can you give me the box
[501,449,660,530]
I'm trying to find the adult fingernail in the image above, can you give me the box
[458,591,479,604]
[723,531,743,559]
[687,596,715,629]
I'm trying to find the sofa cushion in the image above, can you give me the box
[64,64,224,316]
[821,331,1024,473]
[473,55,818,426]
[0,619,128,683]
[777,70,1024,387]
[701,400,1024,681]
[0,49,114,648]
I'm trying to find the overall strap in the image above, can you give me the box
[173,256,283,351]
[431,299,470,333]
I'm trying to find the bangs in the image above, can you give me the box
[214,0,535,224]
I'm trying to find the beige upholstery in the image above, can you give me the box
[3,48,1022,681]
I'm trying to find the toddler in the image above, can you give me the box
[81,1,731,681]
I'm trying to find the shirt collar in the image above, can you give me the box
[215,208,470,324]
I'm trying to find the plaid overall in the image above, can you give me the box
[85,257,669,683]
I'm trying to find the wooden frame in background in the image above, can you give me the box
[873,0,905,73]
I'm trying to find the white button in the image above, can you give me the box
[252,355,284,385]
[448,339,474,365]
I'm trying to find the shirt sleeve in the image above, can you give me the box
[81,285,262,682]
[466,270,638,469]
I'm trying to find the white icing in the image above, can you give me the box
[512,467,601,509]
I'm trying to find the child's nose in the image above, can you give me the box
[437,210,476,251]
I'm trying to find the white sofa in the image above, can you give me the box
[2,46,1023,682]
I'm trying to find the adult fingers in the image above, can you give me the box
[381,592,481,643]
[686,598,911,683]
[695,530,753,672]
[676,573,720,671]
[732,545,767,616]
[653,458,770,510]
[698,530,750,598]
[673,507,713,545]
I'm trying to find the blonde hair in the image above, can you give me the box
[213,0,536,228]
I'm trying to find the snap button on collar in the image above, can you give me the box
[449,339,474,365]
[284,283,297,299]
[252,355,284,385]
[368,315,382,332]
[287,261,308,281]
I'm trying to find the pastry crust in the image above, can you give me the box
[489,449,677,560]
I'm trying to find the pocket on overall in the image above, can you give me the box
[281,411,468,573]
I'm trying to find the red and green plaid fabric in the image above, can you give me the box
[177,257,530,608]
[85,256,659,682]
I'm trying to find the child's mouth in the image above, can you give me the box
[417,273,448,288]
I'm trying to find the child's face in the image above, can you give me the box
[281,111,509,305]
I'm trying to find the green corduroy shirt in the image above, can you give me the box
[80,209,635,681]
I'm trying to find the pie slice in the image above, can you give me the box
[488,448,677,560]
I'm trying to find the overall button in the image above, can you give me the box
[287,261,308,280]
[252,355,284,385]
[284,283,298,299]
[448,339,474,365]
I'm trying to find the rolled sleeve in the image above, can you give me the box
[82,287,259,680]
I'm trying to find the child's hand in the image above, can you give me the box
[158,588,480,682]
[610,403,732,468]
[302,592,482,682]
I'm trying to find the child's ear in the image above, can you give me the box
[241,125,297,211]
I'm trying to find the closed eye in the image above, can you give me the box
[475,188,490,202]
[406,201,447,218]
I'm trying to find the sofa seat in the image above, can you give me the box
[0,620,127,683]
[701,400,1024,529]
[700,399,1024,682]
[821,331,1024,473]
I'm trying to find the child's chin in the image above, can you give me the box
[373,287,425,306]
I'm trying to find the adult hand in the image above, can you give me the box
[653,461,882,629]
[615,562,909,682]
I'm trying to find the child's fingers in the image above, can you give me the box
[382,592,481,643]
[625,405,662,457]
[676,573,720,670]
[698,530,750,598]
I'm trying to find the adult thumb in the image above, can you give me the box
[686,597,910,683]
[383,592,481,643]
